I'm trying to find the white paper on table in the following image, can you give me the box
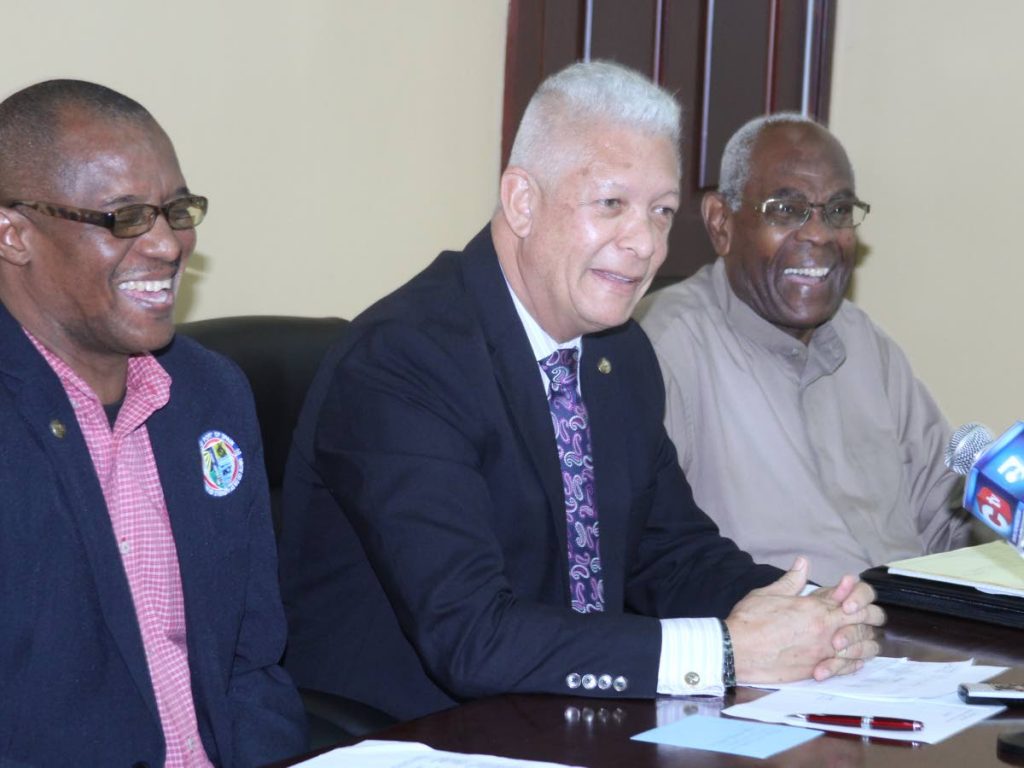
[746,656,1007,700]
[723,689,1004,744]
[294,739,585,767]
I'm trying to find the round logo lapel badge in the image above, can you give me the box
[199,430,245,497]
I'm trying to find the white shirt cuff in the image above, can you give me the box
[656,618,724,696]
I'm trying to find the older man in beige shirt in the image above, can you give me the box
[638,114,969,584]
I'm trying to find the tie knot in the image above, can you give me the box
[540,348,579,394]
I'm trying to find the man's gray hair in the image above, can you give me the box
[718,112,854,210]
[508,60,682,180]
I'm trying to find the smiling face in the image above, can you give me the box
[710,122,858,343]
[499,122,680,342]
[0,108,196,388]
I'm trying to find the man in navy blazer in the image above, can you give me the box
[279,61,884,722]
[0,81,305,766]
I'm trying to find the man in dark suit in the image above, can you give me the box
[0,80,305,766]
[279,61,884,722]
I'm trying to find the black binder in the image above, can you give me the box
[861,566,1024,630]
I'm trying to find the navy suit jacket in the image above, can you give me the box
[279,226,780,720]
[0,303,306,767]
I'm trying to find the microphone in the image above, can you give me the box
[945,422,1024,552]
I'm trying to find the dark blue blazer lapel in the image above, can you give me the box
[0,305,159,722]
[146,372,219,679]
[580,332,630,611]
[145,342,259,743]
[145,377,236,761]
[459,228,569,576]
[146,367,219,613]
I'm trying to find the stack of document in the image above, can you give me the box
[723,656,1007,744]
[887,540,1024,597]
[295,740,583,767]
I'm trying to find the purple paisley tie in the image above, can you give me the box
[540,348,604,613]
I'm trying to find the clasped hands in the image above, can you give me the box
[725,556,886,684]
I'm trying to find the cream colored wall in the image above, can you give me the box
[830,1,1022,434]
[4,0,508,322]
[11,3,1015,434]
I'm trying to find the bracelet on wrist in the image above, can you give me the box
[719,619,736,688]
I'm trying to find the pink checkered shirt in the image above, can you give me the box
[30,332,213,768]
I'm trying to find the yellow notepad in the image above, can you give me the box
[887,541,1024,597]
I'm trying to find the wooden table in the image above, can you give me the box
[361,607,1024,766]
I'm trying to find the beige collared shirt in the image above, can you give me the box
[637,259,969,585]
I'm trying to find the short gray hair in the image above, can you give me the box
[718,112,854,210]
[508,60,682,181]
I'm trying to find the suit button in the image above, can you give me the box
[613,675,628,692]
[685,671,701,687]
[581,674,597,690]
[566,673,582,689]
[597,674,612,690]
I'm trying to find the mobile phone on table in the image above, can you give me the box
[958,682,1024,705]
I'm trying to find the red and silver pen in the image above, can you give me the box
[790,714,924,731]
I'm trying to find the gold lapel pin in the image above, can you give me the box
[49,419,67,439]
[597,357,612,375]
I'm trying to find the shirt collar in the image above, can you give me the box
[24,328,172,423]
[502,272,582,362]
[711,258,846,382]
